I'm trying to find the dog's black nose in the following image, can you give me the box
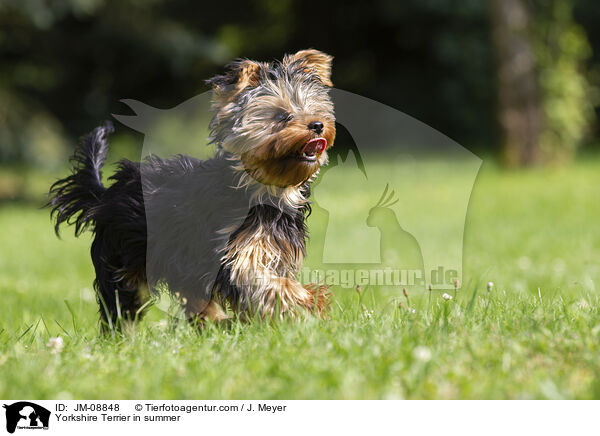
[308,121,324,134]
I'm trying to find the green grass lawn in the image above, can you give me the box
[1,157,599,399]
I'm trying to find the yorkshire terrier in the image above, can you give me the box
[48,49,336,329]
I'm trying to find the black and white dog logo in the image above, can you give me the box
[3,402,50,433]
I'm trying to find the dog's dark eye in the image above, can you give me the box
[275,112,293,124]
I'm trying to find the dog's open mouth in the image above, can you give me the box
[298,138,327,162]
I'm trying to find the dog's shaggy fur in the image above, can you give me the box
[48,50,336,329]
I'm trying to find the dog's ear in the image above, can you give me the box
[206,59,262,93]
[287,49,333,86]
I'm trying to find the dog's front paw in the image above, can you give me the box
[303,283,331,319]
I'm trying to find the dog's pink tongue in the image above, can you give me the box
[302,138,327,155]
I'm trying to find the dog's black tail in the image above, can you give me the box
[48,122,113,236]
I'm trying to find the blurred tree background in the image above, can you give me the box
[0,0,598,169]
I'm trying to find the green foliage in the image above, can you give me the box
[5,0,599,167]
[531,0,597,160]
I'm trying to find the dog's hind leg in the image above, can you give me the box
[94,276,147,332]
[93,278,142,331]
[91,241,148,332]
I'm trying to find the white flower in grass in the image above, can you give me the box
[82,347,92,360]
[47,337,64,354]
[413,346,432,362]
[577,299,589,310]
[487,282,494,292]
[442,293,452,300]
